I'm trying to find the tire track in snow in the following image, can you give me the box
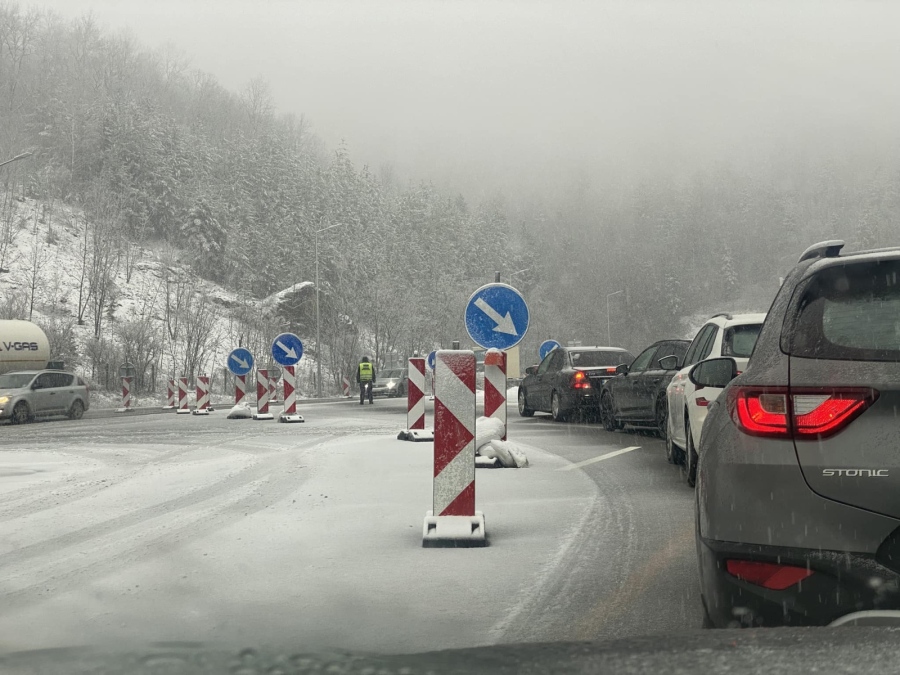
[0,436,327,609]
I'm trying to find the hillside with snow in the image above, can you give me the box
[0,197,327,403]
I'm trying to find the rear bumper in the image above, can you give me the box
[698,534,900,628]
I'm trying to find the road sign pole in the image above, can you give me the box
[422,349,485,547]
[483,348,507,441]
[253,369,274,420]
[399,357,432,442]
[116,376,133,413]
[235,374,248,405]
[193,375,210,415]
[176,377,190,414]
[279,365,305,423]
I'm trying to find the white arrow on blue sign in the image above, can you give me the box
[271,332,304,366]
[426,350,437,371]
[227,347,255,376]
[539,340,561,360]
[465,283,530,351]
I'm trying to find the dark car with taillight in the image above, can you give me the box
[695,240,900,628]
[517,346,634,421]
[599,339,689,437]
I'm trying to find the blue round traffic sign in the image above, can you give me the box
[465,283,530,351]
[426,350,437,371]
[271,333,304,366]
[539,340,561,361]
[227,348,255,376]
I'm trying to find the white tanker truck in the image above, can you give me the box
[0,320,52,375]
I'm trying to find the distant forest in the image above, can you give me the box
[2,2,899,383]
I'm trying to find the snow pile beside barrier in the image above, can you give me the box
[475,416,505,452]
[480,439,530,468]
[227,402,253,419]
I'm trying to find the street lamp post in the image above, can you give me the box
[315,222,348,399]
[606,290,624,346]
[0,151,32,170]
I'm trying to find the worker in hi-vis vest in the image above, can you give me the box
[356,356,376,405]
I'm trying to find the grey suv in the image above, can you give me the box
[0,370,90,424]
[694,240,900,628]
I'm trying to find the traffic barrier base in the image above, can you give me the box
[397,428,434,442]
[278,412,305,423]
[253,411,274,420]
[475,456,502,469]
[422,510,486,548]
[191,408,210,416]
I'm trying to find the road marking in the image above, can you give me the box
[558,446,642,471]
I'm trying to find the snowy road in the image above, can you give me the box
[0,396,701,655]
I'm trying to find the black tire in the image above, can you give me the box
[518,389,534,417]
[11,401,31,424]
[68,399,85,420]
[656,395,669,440]
[600,392,620,432]
[665,429,677,464]
[550,391,568,422]
[395,384,405,398]
[682,420,698,487]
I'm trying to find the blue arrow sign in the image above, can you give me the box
[227,348,255,376]
[426,350,437,371]
[539,340,561,361]
[271,332,304,366]
[465,283,530,350]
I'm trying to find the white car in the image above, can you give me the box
[665,312,766,486]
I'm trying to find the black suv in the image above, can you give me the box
[518,346,634,421]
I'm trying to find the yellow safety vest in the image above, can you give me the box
[359,362,374,382]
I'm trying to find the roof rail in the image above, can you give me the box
[798,240,844,263]
[709,312,733,320]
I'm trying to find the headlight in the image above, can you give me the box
[0,396,8,405]
[386,382,395,389]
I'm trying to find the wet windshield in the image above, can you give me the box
[0,373,34,389]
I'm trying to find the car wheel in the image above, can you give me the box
[550,391,568,422]
[656,395,669,440]
[396,385,405,398]
[11,401,31,424]
[601,392,619,432]
[665,430,677,464]
[682,420,698,487]
[517,389,534,417]
[68,400,85,420]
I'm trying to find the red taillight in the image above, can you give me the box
[606,367,617,374]
[572,371,591,389]
[696,397,710,407]
[726,560,813,590]
[731,387,878,439]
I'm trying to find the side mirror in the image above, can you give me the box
[658,355,679,370]
[615,363,629,375]
[525,365,539,376]
[689,357,738,389]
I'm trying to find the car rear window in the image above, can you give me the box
[788,260,900,361]
[569,350,634,367]
[722,324,762,358]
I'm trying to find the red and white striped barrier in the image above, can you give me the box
[163,378,176,409]
[342,375,351,397]
[193,374,210,415]
[268,374,277,403]
[279,365,304,423]
[483,348,507,441]
[235,374,248,405]
[115,376,133,413]
[399,357,433,441]
[422,350,485,547]
[253,368,273,420]
[176,377,190,414]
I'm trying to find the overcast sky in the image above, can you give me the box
[24,0,900,197]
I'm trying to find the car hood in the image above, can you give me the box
[0,387,27,398]
[4,628,900,674]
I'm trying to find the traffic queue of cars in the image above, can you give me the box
[520,240,900,629]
